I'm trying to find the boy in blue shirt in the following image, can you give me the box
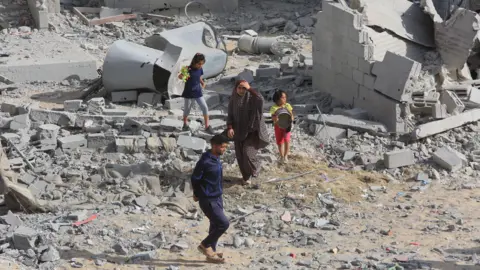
[191,134,230,263]
[178,53,214,134]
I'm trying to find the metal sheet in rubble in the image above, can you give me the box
[145,22,227,80]
[102,40,181,93]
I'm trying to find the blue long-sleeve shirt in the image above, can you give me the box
[191,150,223,199]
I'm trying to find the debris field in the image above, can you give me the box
[1,0,480,269]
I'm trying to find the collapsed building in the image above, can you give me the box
[313,0,480,137]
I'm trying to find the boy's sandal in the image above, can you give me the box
[242,179,251,186]
[206,254,225,264]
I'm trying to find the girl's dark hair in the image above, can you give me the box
[190,53,206,67]
[272,90,287,104]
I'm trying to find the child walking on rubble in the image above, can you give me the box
[178,53,214,134]
[270,90,294,163]
[191,134,230,264]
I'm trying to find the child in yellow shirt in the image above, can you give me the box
[270,90,294,163]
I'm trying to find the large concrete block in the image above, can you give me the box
[372,51,420,102]
[432,146,463,171]
[384,149,415,169]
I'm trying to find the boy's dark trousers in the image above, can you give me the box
[198,197,230,251]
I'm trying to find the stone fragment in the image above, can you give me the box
[160,118,183,131]
[115,136,146,153]
[284,20,298,33]
[146,136,161,152]
[58,134,87,151]
[64,100,83,112]
[87,97,105,114]
[39,246,60,262]
[9,114,30,130]
[37,124,60,140]
[177,135,207,153]
[13,226,38,250]
[113,243,128,255]
[87,133,114,148]
[0,211,22,228]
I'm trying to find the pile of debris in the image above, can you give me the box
[312,0,480,138]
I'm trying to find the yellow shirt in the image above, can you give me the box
[270,103,293,115]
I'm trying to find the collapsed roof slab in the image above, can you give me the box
[366,27,428,63]
[0,32,98,83]
[362,0,435,48]
[435,8,480,70]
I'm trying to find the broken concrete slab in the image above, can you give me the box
[0,32,97,82]
[362,0,435,47]
[307,114,388,134]
[431,6,480,69]
[412,108,480,139]
[30,109,76,127]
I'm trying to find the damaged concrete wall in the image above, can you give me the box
[313,0,427,133]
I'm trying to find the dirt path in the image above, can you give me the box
[50,155,480,270]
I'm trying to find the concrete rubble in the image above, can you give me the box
[2,0,480,269]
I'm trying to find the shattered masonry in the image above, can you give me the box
[313,0,480,134]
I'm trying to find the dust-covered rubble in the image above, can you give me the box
[2,0,480,269]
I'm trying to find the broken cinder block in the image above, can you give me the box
[440,90,465,114]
